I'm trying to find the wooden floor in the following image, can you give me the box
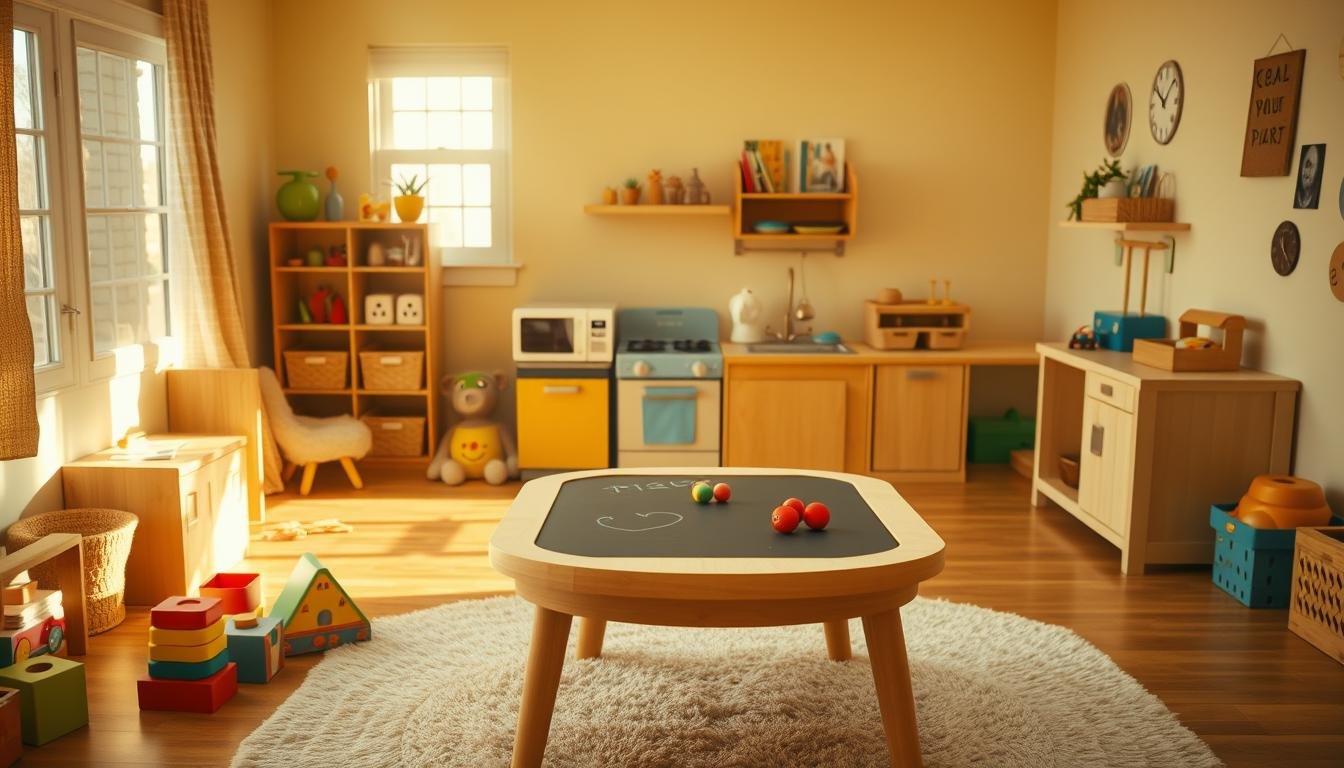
[22,464,1344,767]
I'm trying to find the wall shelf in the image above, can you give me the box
[1057,221,1191,232]
[583,204,731,216]
[733,164,857,256]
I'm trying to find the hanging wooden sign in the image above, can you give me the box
[1240,49,1306,177]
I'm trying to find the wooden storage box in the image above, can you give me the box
[282,351,348,390]
[1132,309,1244,372]
[864,301,970,351]
[1289,527,1344,664]
[1080,197,1175,222]
[362,414,426,457]
[358,351,424,391]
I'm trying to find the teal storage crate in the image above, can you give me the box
[967,408,1035,464]
[1210,504,1344,608]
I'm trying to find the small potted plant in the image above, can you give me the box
[620,177,641,206]
[1065,159,1126,221]
[391,173,429,222]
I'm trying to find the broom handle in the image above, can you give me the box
[1140,247,1151,316]
[1122,245,1133,315]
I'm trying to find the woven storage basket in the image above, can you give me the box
[283,350,349,390]
[358,350,424,391]
[362,414,426,456]
[6,508,138,635]
[1288,527,1344,664]
[1080,197,1175,222]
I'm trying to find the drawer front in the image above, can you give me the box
[1085,372,1135,413]
[517,378,609,469]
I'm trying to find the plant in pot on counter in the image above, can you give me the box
[620,177,641,205]
[1065,159,1126,221]
[390,173,429,222]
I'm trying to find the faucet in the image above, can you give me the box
[765,266,808,341]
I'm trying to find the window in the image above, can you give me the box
[369,47,511,267]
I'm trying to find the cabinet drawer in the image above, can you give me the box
[1085,372,1135,413]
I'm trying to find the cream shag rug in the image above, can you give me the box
[232,596,1220,768]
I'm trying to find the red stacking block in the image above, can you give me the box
[136,663,237,714]
[150,596,223,631]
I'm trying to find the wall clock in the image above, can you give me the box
[1270,220,1300,276]
[1330,241,1344,301]
[1104,83,1132,157]
[1149,60,1184,144]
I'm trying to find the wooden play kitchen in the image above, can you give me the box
[489,468,945,768]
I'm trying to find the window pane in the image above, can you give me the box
[462,111,492,150]
[426,164,461,206]
[392,111,425,150]
[461,77,491,110]
[391,77,425,110]
[426,111,461,149]
[138,144,160,206]
[463,207,491,247]
[134,61,157,141]
[91,286,115,354]
[26,295,51,367]
[98,51,131,137]
[114,283,141,348]
[462,164,490,206]
[146,279,169,339]
[13,29,35,131]
[15,133,42,210]
[143,214,165,276]
[87,215,110,283]
[426,77,460,110]
[103,142,134,207]
[19,216,47,290]
[109,215,138,279]
[76,48,100,135]
[82,140,105,207]
[429,206,462,248]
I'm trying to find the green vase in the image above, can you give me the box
[276,170,320,221]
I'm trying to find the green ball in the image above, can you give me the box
[690,482,714,504]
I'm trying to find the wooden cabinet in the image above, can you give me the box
[62,436,248,605]
[872,365,967,475]
[732,165,858,256]
[517,375,609,470]
[1076,394,1134,537]
[723,364,871,473]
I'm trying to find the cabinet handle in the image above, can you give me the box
[543,385,580,395]
[1090,424,1105,456]
[1100,383,1114,397]
[905,369,938,380]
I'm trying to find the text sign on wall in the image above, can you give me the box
[1241,49,1306,177]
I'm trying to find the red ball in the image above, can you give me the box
[803,502,830,530]
[712,483,732,502]
[782,497,806,514]
[771,505,801,533]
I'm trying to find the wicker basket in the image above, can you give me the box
[1080,197,1175,223]
[362,414,426,456]
[283,350,349,390]
[1289,527,1344,664]
[358,351,424,391]
[6,508,139,635]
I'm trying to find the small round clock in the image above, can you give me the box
[1149,60,1184,145]
[1270,220,1300,276]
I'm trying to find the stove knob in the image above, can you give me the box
[632,360,652,377]
[690,361,709,378]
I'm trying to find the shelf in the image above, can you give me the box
[740,192,852,200]
[736,232,853,241]
[1058,221,1191,232]
[283,388,351,396]
[734,163,857,257]
[270,221,428,230]
[276,324,350,331]
[352,266,426,273]
[275,266,348,273]
[1036,475,1081,515]
[354,324,425,331]
[357,389,429,396]
[583,204,731,216]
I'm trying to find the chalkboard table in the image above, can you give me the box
[490,467,946,768]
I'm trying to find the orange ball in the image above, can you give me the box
[771,505,800,533]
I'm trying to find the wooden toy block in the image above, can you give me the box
[200,573,262,617]
[0,687,20,767]
[136,662,237,714]
[148,631,227,664]
[150,596,223,631]
[0,656,87,746]
[270,553,371,656]
[1,583,33,606]
[147,648,229,681]
[226,615,285,684]
[148,615,225,648]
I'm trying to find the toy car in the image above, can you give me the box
[0,615,67,667]
[1068,324,1098,350]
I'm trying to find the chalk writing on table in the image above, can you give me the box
[601,479,702,494]
[595,511,684,533]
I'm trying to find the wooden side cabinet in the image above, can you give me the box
[62,436,248,605]
[871,365,968,480]
[723,364,871,474]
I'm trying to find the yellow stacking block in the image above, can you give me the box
[148,615,226,648]
[148,631,227,664]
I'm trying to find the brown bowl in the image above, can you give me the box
[1058,454,1080,489]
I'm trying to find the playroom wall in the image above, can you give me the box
[248,0,1057,422]
[1043,0,1344,501]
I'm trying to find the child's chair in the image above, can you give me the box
[258,367,372,495]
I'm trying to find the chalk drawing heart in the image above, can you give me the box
[595,511,684,532]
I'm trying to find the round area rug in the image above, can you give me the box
[231,596,1220,768]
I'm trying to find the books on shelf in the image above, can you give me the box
[798,138,845,193]
[740,138,847,193]
[741,140,788,193]
[3,589,63,630]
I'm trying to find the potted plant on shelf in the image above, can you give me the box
[620,177,641,206]
[391,174,429,222]
[1065,159,1126,221]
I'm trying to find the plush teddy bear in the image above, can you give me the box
[426,371,519,485]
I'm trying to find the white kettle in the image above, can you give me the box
[728,288,766,343]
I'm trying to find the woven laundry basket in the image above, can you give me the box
[6,508,139,635]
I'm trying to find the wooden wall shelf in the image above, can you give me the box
[583,204,731,216]
[1058,221,1191,232]
[733,164,858,256]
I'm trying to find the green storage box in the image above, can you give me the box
[967,408,1035,464]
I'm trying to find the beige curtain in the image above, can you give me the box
[164,0,282,491]
[0,0,41,460]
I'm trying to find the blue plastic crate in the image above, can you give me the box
[1210,504,1344,609]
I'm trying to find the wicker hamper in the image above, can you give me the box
[6,508,138,634]
[362,414,426,457]
[283,350,349,390]
[358,350,424,391]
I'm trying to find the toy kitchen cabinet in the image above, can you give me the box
[1031,343,1300,574]
[516,370,610,475]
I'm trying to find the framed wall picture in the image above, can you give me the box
[1294,144,1326,209]
[1104,83,1131,157]
[1241,49,1306,177]
[1270,220,1300,276]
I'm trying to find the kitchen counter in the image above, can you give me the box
[721,340,1039,366]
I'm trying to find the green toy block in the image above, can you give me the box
[0,656,88,745]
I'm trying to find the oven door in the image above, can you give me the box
[617,379,721,459]
[512,310,588,363]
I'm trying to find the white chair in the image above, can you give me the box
[258,367,372,495]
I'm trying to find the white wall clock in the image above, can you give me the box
[1149,59,1184,145]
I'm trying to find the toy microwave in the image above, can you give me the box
[511,305,615,364]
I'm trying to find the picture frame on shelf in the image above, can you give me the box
[797,139,845,193]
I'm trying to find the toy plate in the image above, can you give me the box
[753,221,790,234]
[792,223,845,234]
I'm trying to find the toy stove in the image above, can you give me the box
[615,308,722,467]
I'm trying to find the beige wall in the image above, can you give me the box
[258,0,1058,422]
[1044,0,1344,497]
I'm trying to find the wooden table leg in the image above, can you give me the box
[576,617,606,660]
[511,606,573,768]
[862,609,923,768]
[823,619,851,661]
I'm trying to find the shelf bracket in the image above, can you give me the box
[734,239,845,257]
[1112,237,1175,273]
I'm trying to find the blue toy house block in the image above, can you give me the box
[1093,311,1166,352]
[226,616,285,684]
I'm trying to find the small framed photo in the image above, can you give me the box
[798,138,845,193]
[1294,143,1326,209]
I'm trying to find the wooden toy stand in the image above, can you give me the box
[1116,238,1166,317]
[1132,309,1246,372]
[0,536,86,658]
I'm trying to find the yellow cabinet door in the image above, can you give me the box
[725,379,847,471]
[517,378,609,469]
[1077,396,1135,537]
[872,365,966,472]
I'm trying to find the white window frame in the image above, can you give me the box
[368,47,513,270]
